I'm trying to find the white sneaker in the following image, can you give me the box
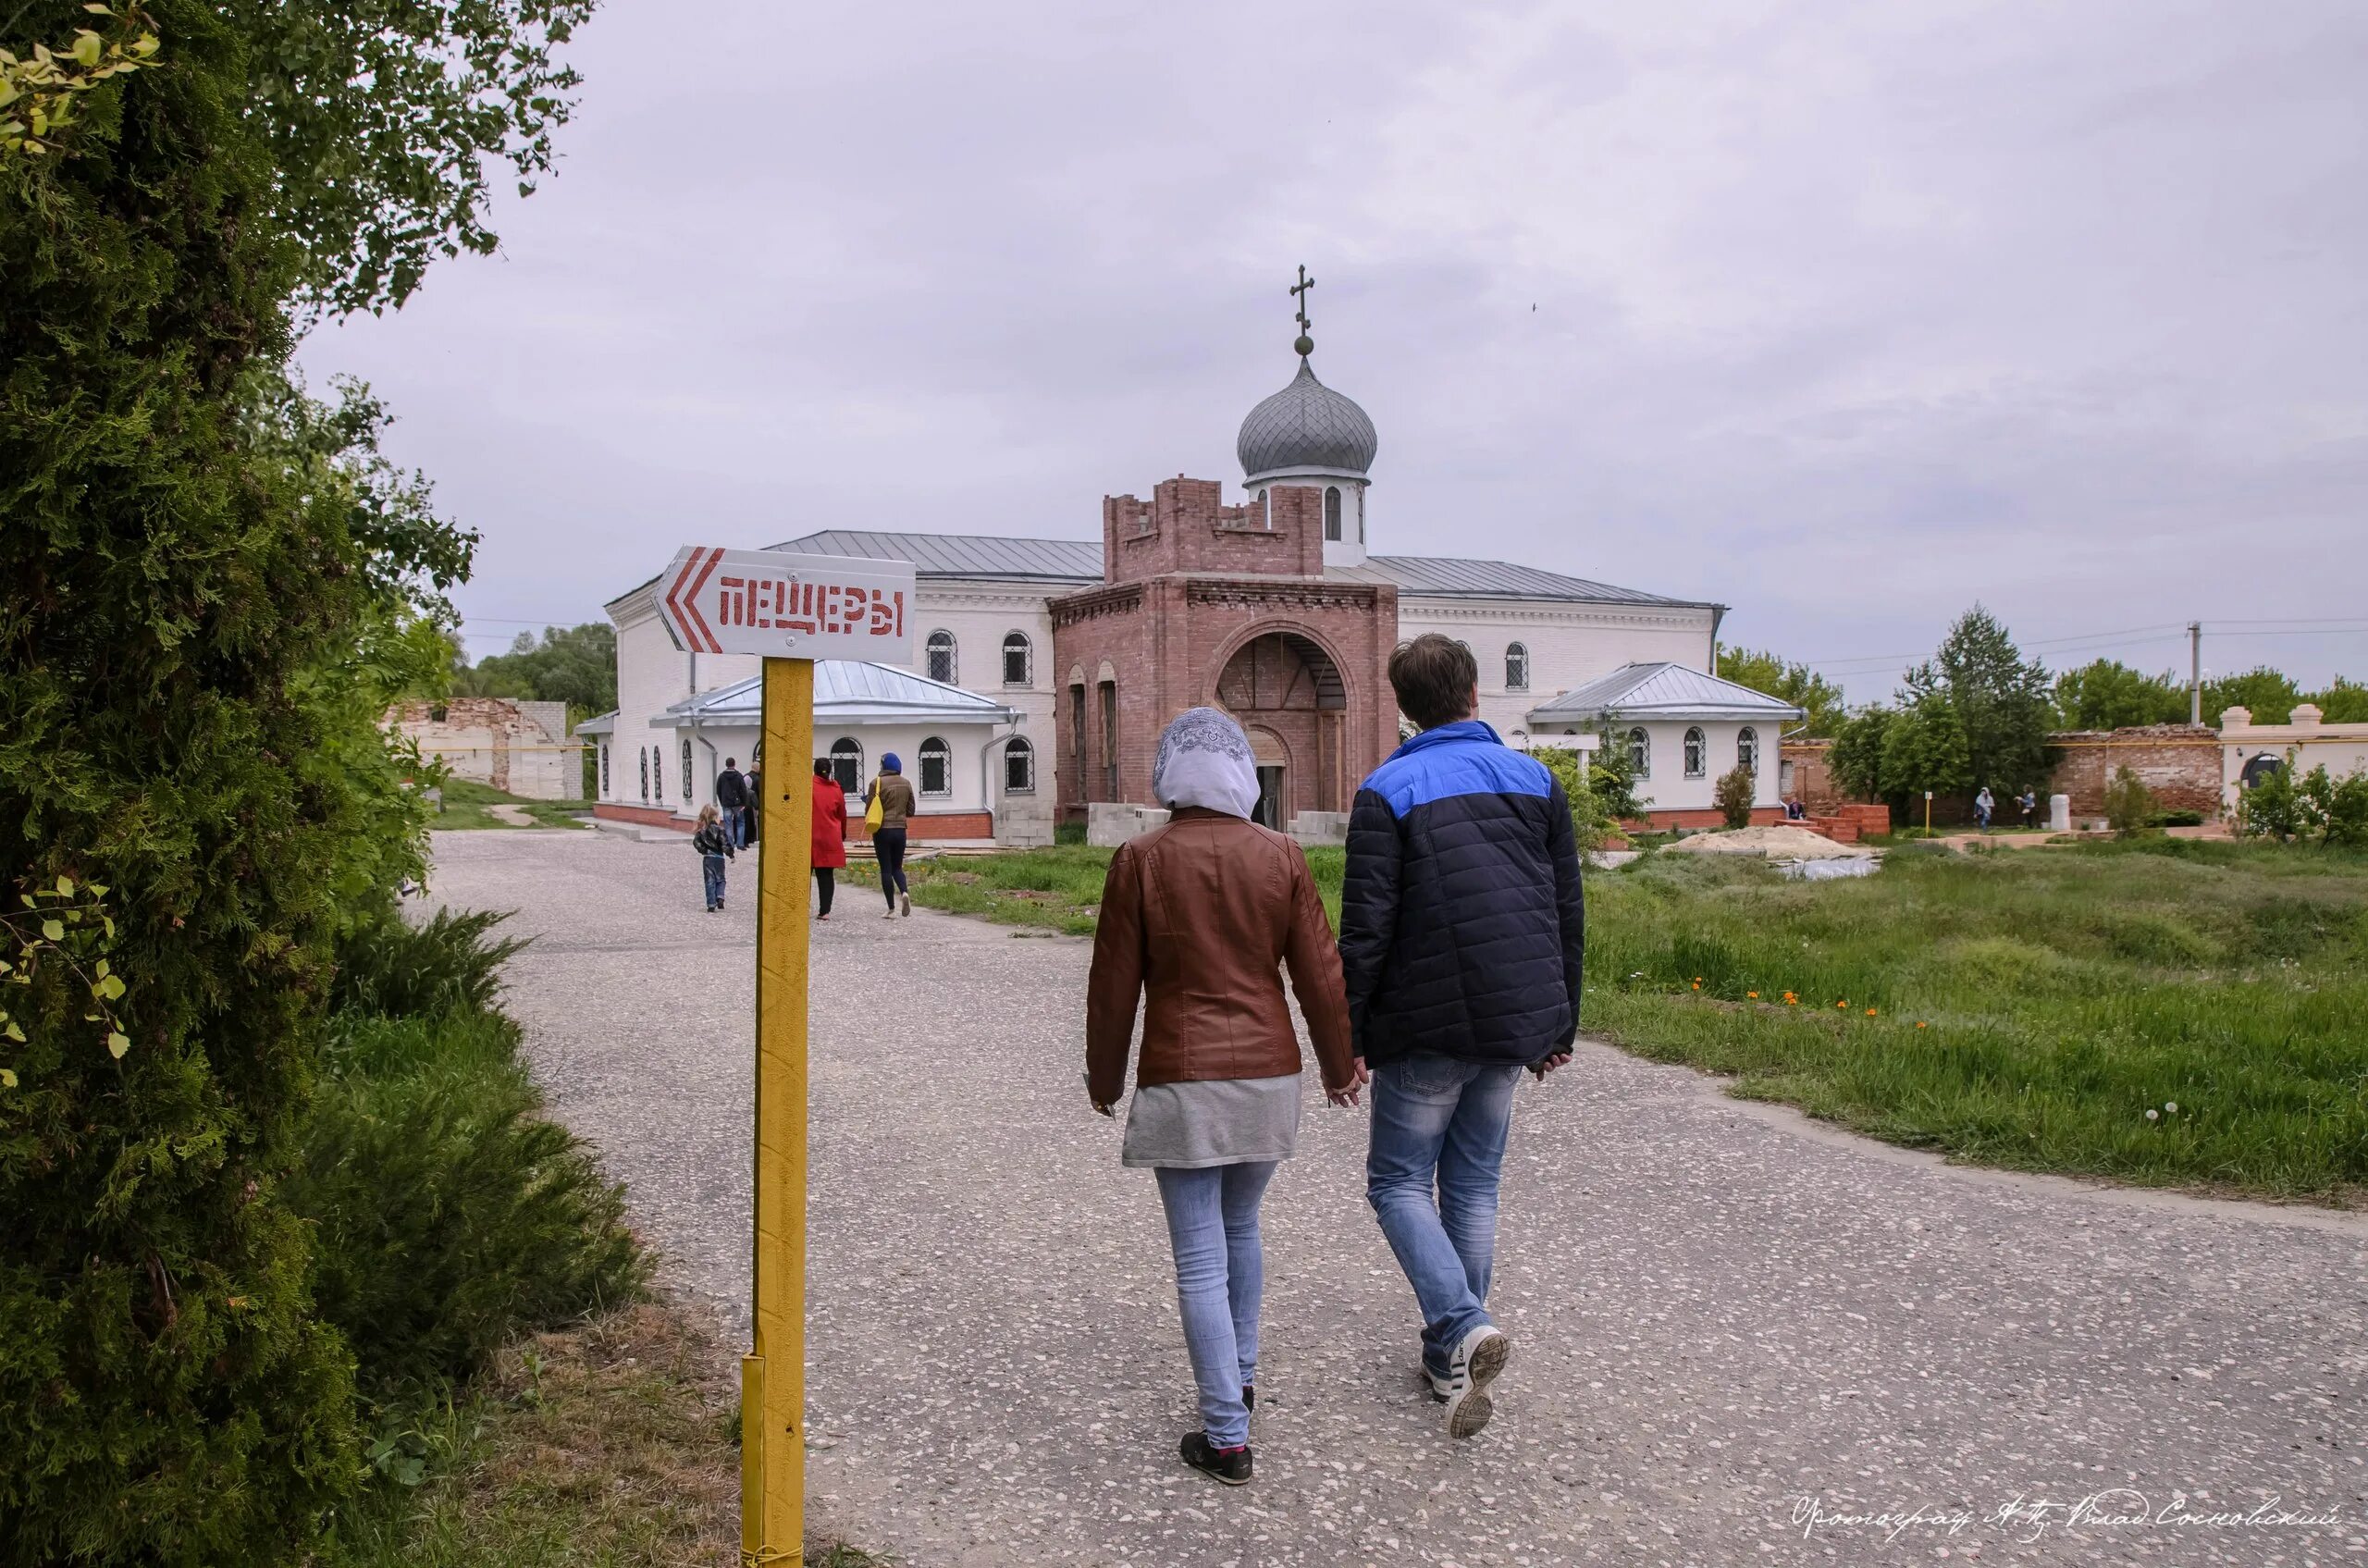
[1438,1325,1511,1439]
[899,891,911,916]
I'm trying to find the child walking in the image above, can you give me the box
[693,804,734,912]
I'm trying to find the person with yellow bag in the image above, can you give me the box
[863,753,917,918]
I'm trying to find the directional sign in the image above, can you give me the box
[656,547,916,663]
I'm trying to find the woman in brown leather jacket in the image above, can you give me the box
[1085,708,1361,1487]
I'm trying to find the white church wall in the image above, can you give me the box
[906,582,1063,796]
[1571,719,1782,813]
[1400,602,1718,740]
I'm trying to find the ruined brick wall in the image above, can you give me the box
[1779,739,1844,813]
[387,697,580,799]
[2047,725,2221,816]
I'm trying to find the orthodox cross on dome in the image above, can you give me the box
[1289,265,1315,357]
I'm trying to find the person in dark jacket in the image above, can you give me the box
[715,758,752,847]
[691,804,735,912]
[1338,634,1584,1440]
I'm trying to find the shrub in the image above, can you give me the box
[332,907,527,1019]
[2238,764,2315,843]
[2152,809,2207,829]
[290,1006,646,1394]
[2104,768,2161,835]
[1712,766,1755,830]
[2300,766,2368,849]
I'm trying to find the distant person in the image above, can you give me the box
[2018,788,2038,829]
[1086,707,1360,1488]
[1338,635,1585,1440]
[692,804,734,913]
[715,758,751,846]
[865,754,916,918]
[810,759,847,920]
[1975,785,1995,832]
[745,766,761,844]
[1784,796,1807,821]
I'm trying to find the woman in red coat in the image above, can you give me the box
[810,759,849,920]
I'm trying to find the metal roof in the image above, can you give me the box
[1331,556,1713,608]
[574,709,618,736]
[1526,661,1805,724]
[654,661,1021,727]
[1238,359,1378,479]
[766,529,1102,582]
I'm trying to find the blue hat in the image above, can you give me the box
[881,752,902,773]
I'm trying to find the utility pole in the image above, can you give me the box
[2189,622,2202,725]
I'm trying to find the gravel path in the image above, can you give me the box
[426,830,2368,1566]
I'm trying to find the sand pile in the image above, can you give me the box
[1663,825,1875,861]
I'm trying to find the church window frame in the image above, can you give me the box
[925,629,957,685]
[1505,642,1530,692]
[1324,486,1343,542]
[827,736,863,794]
[1004,736,1036,795]
[1069,683,1088,800]
[918,735,953,799]
[652,744,664,803]
[1001,631,1032,688]
[638,747,649,802]
[1684,726,1708,779]
[1099,681,1120,799]
[1737,726,1759,776]
[682,737,694,800]
[599,745,610,795]
[1627,727,1650,779]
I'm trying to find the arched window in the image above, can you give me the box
[638,747,650,801]
[918,735,953,798]
[1737,726,1759,776]
[1324,486,1343,541]
[827,737,863,794]
[1627,727,1650,779]
[1004,736,1035,795]
[681,737,694,800]
[1002,631,1031,687]
[652,744,664,802]
[1684,726,1708,778]
[925,629,956,685]
[1505,643,1530,691]
[599,745,610,794]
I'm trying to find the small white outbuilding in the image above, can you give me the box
[1523,661,1804,825]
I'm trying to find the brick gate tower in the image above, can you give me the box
[1051,278,1399,830]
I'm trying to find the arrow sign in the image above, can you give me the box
[655,547,916,663]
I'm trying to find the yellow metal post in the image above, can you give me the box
[745,657,813,1566]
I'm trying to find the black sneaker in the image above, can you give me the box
[1179,1432,1252,1486]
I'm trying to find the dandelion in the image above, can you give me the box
[2146,1108,2159,1122]
[1866,1007,1878,1017]
[1836,1000,1848,1009]
[1691,981,1701,991]
[2164,1102,2177,1116]
[1747,991,1759,999]
[1916,1021,1928,1030]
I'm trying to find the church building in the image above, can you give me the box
[587,286,1754,840]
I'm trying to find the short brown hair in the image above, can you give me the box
[1389,635,1478,731]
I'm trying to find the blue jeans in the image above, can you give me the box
[1154,1161,1277,1448]
[701,853,727,909]
[723,805,749,847]
[1365,1052,1523,1377]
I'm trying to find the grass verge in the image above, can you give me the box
[321,1299,888,1568]
[870,835,2368,1204]
[429,777,592,830]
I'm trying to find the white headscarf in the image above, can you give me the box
[1152,707,1261,819]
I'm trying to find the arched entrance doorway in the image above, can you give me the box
[1215,631,1350,819]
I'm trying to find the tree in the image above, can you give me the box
[2103,767,2160,835]
[1829,706,1894,802]
[1905,606,2054,795]
[2202,666,2301,725]
[457,622,618,713]
[1,0,579,1558]
[1712,765,1755,829]
[1716,646,1846,735]
[2305,676,2368,724]
[1881,694,1974,806]
[2053,659,2189,730]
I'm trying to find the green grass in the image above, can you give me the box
[429,777,591,830]
[871,836,2368,1204]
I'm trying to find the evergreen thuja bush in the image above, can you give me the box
[0,6,457,1559]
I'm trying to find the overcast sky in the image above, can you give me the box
[299,0,2368,701]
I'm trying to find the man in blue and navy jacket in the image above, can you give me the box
[1338,634,1585,1441]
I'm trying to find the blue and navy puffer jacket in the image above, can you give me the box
[1338,720,1585,1068]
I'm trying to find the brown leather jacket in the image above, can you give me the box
[1085,809,1355,1106]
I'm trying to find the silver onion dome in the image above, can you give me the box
[1237,359,1378,480]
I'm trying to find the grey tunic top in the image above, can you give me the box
[1121,1073,1302,1169]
